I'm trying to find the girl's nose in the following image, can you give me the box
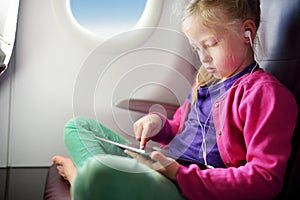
[198,48,212,64]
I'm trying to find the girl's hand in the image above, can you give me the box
[125,150,179,182]
[133,114,163,149]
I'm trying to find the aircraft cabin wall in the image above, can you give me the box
[0,0,196,167]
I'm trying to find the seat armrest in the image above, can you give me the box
[44,164,71,200]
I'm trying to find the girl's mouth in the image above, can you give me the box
[205,67,216,73]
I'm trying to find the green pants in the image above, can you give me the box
[64,117,184,200]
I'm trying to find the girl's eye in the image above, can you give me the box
[204,41,217,48]
[190,40,217,52]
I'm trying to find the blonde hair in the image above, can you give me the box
[182,0,261,104]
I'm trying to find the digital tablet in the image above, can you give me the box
[93,135,150,158]
[94,135,208,169]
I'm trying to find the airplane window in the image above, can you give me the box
[70,0,147,37]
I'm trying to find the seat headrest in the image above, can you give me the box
[257,0,300,61]
[256,0,300,104]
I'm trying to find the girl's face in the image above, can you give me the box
[184,21,254,80]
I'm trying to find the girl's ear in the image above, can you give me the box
[242,19,257,44]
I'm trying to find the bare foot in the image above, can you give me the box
[52,155,77,185]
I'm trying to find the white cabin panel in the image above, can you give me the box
[5,0,196,166]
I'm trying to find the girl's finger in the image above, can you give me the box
[140,124,151,149]
[134,123,143,141]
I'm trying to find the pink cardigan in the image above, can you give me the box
[157,69,298,200]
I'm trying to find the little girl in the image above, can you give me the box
[53,0,298,199]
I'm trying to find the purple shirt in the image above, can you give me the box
[168,63,257,168]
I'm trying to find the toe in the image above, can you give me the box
[52,155,65,165]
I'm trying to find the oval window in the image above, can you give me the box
[70,0,147,37]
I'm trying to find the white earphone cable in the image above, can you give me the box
[193,62,258,169]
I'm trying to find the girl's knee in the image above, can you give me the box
[72,155,183,200]
[65,117,93,131]
[64,117,95,139]
[72,156,135,199]
[63,117,94,149]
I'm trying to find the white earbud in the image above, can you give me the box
[244,30,253,47]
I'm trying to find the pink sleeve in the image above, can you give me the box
[151,100,190,145]
[176,81,298,200]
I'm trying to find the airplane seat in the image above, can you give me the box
[44,165,71,200]
[43,0,300,199]
[257,0,300,199]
